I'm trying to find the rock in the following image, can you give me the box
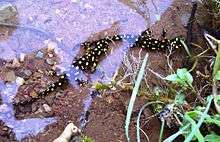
[53,123,81,142]
[47,41,58,52]
[2,126,9,131]
[0,104,9,113]
[31,103,39,112]
[0,2,17,22]
[15,77,25,85]
[30,91,38,98]
[23,69,32,77]
[43,104,52,113]
[106,95,114,104]
[35,107,43,114]
[71,0,79,3]
[55,91,64,98]
[19,53,26,62]
[46,58,54,65]
[4,70,16,82]
[36,51,44,59]
[12,58,20,67]
[48,53,54,58]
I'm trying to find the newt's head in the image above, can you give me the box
[170,37,185,49]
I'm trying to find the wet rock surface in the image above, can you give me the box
[0,2,17,22]
[0,120,16,142]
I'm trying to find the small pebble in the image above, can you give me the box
[55,91,64,98]
[2,126,8,131]
[36,51,44,59]
[31,103,39,112]
[12,58,20,67]
[24,69,32,77]
[0,2,18,21]
[71,0,79,3]
[30,91,38,98]
[19,53,26,62]
[43,104,52,112]
[106,96,113,104]
[55,9,61,14]
[48,53,54,58]
[0,104,9,113]
[4,71,16,82]
[16,77,25,85]
[46,58,54,65]
[35,107,43,114]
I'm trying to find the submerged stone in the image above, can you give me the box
[46,58,55,65]
[0,2,17,22]
[36,51,44,59]
[4,71,16,82]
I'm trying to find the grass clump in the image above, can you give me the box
[130,32,220,142]
[82,135,95,142]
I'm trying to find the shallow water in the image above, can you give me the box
[0,0,187,141]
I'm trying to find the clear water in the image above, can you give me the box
[0,0,176,141]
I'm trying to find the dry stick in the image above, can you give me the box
[186,2,197,49]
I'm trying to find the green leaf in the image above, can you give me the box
[205,134,220,142]
[175,91,185,105]
[184,96,213,142]
[217,95,220,101]
[165,68,193,87]
[93,82,111,90]
[184,114,205,142]
[214,71,220,80]
[216,95,220,105]
[205,117,220,127]
[125,53,149,142]
[165,74,178,82]
[176,68,193,86]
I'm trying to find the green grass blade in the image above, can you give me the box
[184,96,213,142]
[184,114,205,142]
[213,42,220,78]
[159,119,165,142]
[136,101,164,142]
[125,53,149,142]
[163,124,190,142]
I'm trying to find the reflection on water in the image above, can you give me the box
[91,43,129,83]
[0,81,56,141]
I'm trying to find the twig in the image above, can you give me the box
[186,2,198,49]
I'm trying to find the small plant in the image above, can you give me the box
[164,95,220,142]
[162,33,220,142]
[165,68,193,89]
[82,135,95,142]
